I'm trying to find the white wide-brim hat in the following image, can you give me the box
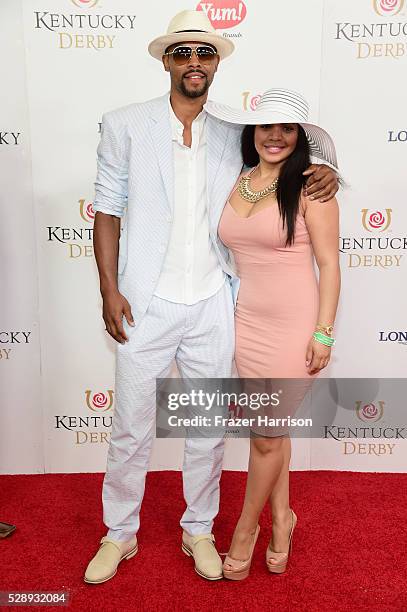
[204,88,339,171]
[148,9,235,61]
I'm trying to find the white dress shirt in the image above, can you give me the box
[154,97,225,305]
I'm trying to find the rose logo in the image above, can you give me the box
[356,401,384,422]
[79,199,95,223]
[369,211,385,229]
[250,95,261,111]
[362,403,378,419]
[196,0,247,30]
[86,390,114,412]
[361,209,392,232]
[93,393,107,409]
[373,0,404,16]
[242,91,262,111]
[71,0,99,7]
[86,202,95,220]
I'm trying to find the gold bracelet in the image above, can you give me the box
[315,323,334,336]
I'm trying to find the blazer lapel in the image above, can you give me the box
[206,114,229,206]
[149,95,173,213]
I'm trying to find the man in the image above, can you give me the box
[84,9,338,584]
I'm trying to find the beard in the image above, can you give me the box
[179,75,209,98]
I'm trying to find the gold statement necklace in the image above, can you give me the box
[237,166,279,204]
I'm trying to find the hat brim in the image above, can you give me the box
[148,32,235,61]
[204,100,339,171]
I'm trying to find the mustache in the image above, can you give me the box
[183,70,206,78]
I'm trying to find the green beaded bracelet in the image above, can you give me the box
[313,332,335,347]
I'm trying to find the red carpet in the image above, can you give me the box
[1,471,406,612]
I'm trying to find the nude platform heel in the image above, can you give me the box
[223,525,260,581]
[266,509,297,574]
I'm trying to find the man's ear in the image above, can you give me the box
[162,56,170,72]
[214,56,220,72]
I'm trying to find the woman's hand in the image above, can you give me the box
[305,337,332,374]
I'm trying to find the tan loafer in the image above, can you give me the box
[182,532,223,581]
[84,536,138,584]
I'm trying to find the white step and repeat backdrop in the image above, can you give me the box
[1,0,406,475]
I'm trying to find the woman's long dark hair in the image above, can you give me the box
[241,124,311,246]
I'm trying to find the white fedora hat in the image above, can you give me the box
[205,88,339,170]
[148,9,235,61]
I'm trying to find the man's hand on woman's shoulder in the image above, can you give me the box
[303,164,339,203]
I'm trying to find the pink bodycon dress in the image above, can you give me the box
[218,173,319,381]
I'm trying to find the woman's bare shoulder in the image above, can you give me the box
[301,192,339,215]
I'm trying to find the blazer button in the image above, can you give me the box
[166,215,172,222]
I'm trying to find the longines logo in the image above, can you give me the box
[388,129,407,141]
[0,132,21,145]
[34,1,136,51]
[324,400,404,456]
[335,0,407,60]
[0,331,32,362]
[379,330,407,343]
[339,209,406,269]
[46,198,94,259]
[55,389,114,445]
[197,0,246,38]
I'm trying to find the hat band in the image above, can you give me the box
[174,29,210,33]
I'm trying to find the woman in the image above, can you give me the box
[204,89,341,579]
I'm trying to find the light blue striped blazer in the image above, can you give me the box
[93,93,244,320]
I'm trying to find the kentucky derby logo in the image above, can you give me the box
[197,0,247,29]
[78,199,95,223]
[356,401,384,422]
[373,0,405,16]
[85,390,114,412]
[71,0,99,7]
[361,209,392,232]
[242,91,262,111]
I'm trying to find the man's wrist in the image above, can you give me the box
[100,280,119,297]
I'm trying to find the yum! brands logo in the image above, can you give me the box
[361,209,392,232]
[197,0,247,37]
[373,0,405,16]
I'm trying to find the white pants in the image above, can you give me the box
[102,280,235,541]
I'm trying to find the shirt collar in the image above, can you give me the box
[168,95,206,142]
